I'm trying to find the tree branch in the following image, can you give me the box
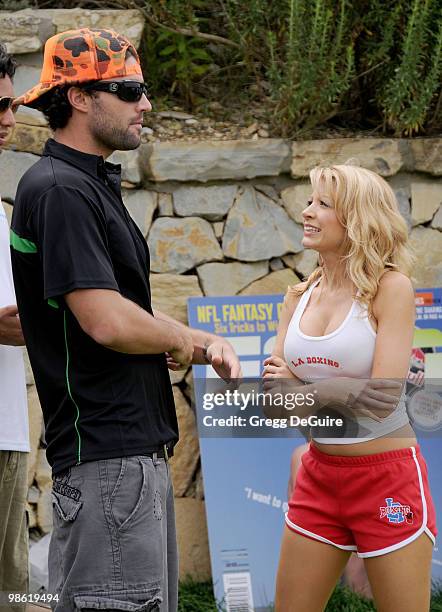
[127,1,240,49]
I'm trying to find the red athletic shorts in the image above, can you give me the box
[286,444,437,557]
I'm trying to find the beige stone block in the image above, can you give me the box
[141,140,291,182]
[197,261,268,296]
[432,205,442,230]
[183,369,194,404]
[212,221,224,239]
[410,139,442,175]
[23,349,34,386]
[0,11,54,54]
[239,269,301,295]
[35,449,52,490]
[169,388,200,497]
[26,502,37,529]
[8,122,50,155]
[283,250,319,279]
[36,9,145,48]
[27,485,39,504]
[149,217,223,273]
[411,181,442,226]
[194,468,204,500]
[222,187,304,261]
[150,274,202,324]
[107,149,141,185]
[0,150,40,202]
[409,227,442,286]
[169,368,188,385]
[122,189,157,237]
[158,193,174,216]
[37,486,53,534]
[291,139,404,177]
[280,182,311,223]
[175,498,211,581]
[173,185,237,220]
[27,385,43,487]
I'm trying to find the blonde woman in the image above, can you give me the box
[263,164,437,611]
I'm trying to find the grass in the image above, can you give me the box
[178,580,442,611]
[178,580,218,612]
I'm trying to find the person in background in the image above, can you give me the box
[11,28,240,612]
[0,42,30,608]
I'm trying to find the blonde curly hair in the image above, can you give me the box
[287,164,415,315]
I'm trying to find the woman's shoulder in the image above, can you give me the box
[372,270,414,317]
[377,270,413,293]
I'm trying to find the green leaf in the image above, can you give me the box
[160,45,178,56]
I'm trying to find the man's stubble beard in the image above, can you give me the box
[89,98,141,152]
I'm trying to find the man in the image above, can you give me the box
[0,43,30,604]
[11,29,240,611]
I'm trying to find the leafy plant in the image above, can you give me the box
[155,29,213,106]
[381,0,442,135]
[267,0,355,136]
[4,0,442,135]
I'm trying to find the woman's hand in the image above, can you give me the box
[262,355,297,379]
[261,355,304,396]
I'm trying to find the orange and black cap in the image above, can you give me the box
[16,28,142,108]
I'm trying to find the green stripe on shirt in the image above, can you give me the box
[10,229,37,253]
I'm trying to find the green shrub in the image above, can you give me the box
[266,0,355,136]
[381,0,442,135]
[5,0,442,136]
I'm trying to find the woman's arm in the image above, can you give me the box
[271,292,301,360]
[370,271,415,379]
[262,291,304,381]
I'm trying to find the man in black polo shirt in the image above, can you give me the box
[11,28,241,611]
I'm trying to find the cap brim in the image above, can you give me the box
[16,82,59,109]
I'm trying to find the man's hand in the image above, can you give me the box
[0,305,25,346]
[205,340,242,382]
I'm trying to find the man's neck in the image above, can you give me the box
[54,129,112,159]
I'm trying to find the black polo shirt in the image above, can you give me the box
[11,139,178,474]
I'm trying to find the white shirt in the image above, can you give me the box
[0,198,29,451]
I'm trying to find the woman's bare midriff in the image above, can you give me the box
[312,423,417,456]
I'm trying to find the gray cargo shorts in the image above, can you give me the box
[48,455,178,612]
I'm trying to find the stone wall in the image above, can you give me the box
[1,9,441,582]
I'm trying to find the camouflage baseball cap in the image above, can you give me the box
[17,28,142,107]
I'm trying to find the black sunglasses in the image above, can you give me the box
[82,81,149,103]
[0,96,18,114]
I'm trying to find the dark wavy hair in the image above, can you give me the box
[35,86,78,130]
[0,42,17,80]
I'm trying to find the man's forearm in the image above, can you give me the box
[153,309,225,364]
[66,290,186,355]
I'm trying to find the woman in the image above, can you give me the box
[263,164,437,611]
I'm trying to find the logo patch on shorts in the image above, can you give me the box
[379,497,413,524]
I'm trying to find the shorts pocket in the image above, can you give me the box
[73,588,162,611]
[52,490,83,522]
[110,457,147,531]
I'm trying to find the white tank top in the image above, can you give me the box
[284,279,409,444]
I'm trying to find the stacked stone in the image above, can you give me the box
[1,9,441,582]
